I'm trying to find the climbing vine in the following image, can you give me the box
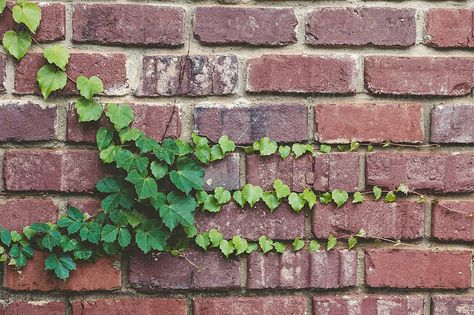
[0,1,466,281]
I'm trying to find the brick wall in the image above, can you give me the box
[0,1,473,314]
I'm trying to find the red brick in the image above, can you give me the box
[194,296,308,315]
[315,103,424,143]
[195,202,305,240]
[67,198,101,217]
[15,52,128,96]
[0,54,5,92]
[194,104,308,145]
[129,249,241,290]
[365,56,474,96]
[0,3,65,42]
[3,149,105,192]
[247,55,357,94]
[248,250,356,289]
[313,200,425,240]
[0,103,57,141]
[194,7,296,45]
[203,153,242,191]
[432,295,474,315]
[0,150,4,191]
[431,104,474,143]
[425,9,474,48]
[137,55,238,96]
[306,7,416,47]
[5,251,121,291]
[71,298,186,315]
[313,295,424,315]
[432,201,474,241]
[365,249,472,289]
[67,104,180,143]
[313,153,360,192]
[366,152,474,193]
[73,4,184,46]
[0,198,58,231]
[2,301,65,315]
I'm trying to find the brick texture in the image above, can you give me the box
[71,298,186,315]
[431,104,474,143]
[1,301,66,315]
[365,249,472,289]
[432,296,474,315]
[306,7,416,47]
[203,153,242,191]
[0,198,58,231]
[431,200,474,241]
[425,9,474,48]
[0,53,6,93]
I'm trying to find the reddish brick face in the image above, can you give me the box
[2,301,66,315]
[71,298,186,315]
[431,104,474,143]
[0,198,58,231]
[431,201,474,241]
[425,9,474,48]
[194,297,308,315]
[431,296,474,315]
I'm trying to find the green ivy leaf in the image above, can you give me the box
[241,184,263,207]
[214,187,231,204]
[106,103,134,131]
[9,244,33,268]
[76,75,104,99]
[115,149,149,173]
[253,137,277,156]
[288,192,305,213]
[233,191,244,208]
[278,145,291,160]
[293,237,305,251]
[397,183,409,195]
[262,192,279,212]
[117,227,131,248]
[119,127,141,144]
[385,191,397,203]
[292,143,313,158]
[232,236,248,255]
[135,222,168,254]
[302,188,317,209]
[96,128,113,150]
[348,236,358,249]
[209,229,224,248]
[101,224,119,243]
[367,144,374,152]
[273,241,286,254]
[210,145,224,161]
[319,144,332,153]
[2,30,31,60]
[332,189,349,208]
[273,179,290,200]
[327,234,337,251]
[258,236,273,254]
[218,135,235,154]
[0,0,6,13]
[246,242,259,254]
[42,229,62,251]
[79,222,101,244]
[43,44,70,70]
[136,135,158,154]
[355,228,367,238]
[36,64,67,99]
[159,191,197,231]
[45,254,76,281]
[125,170,158,200]
[373,186,382,201]
[12,2,41,33]
[195,232,210,250]
[169,157,204,195]
[99,144,119,163]
[352,191,364,204]
[219,239,234,258]
[337,144,349,152]
[309,240,320,252]
[319,192,332,204]
[150,161,168,180]
[75,97,103,122]
[202,195,220,212]
[0,228,12,246]
[350,140,360,152]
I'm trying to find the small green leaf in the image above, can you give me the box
[367,144,374,152]
[319,192,333,204]
[233,191,244,208]
[106,103,134,131]
[169,157,204,195]
[117,227,131,248]
[302,188,317,209]
[292,237,305,251]
[119,127,141,144]
[75,97,103,122]
[352,192,364,204]
[2,30,31,60]
[349,140,360,152]
[159,191,196,231]
[0,0,6,13]
[337,144,349,152]
[135,222,168,254]
[309,240,320,252]
[43,45,70,70]
[278,145,291,159]
[136,135,158,154]
[273,241,286,254]
[332,189,349,208]
[385,191,397,203]
[219,239,234,258]
[195,232,210,250]
[355,228,367,238]
[210,145,224,161]
[99,144,119,163]
[241,184,263,207]
[397,183,409,195]
[202,194,221,213]
[327,234,337,250]
[209,229,224,248]
[76,75,104,99]
[262,192,279,212]
[246,242,259,254]
[115,149,149,173]
[253,137,277,156]
[12,2,41,33]
[319,144,332,153]
[232,236,248,255]
[373,186,382,201]
[125,170,158,200]
[292,143,313,158]
[101,225,119,243]
[288,192,305,212]
[214,187,231,204]
[258,236,273,254]
[36,65,67,99]
[150,161,168,180]
[273,179,290,200]
[96,128,113,150]
[218,135,235,154]
[348,236,358,249]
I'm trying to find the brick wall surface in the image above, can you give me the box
[0,1,473,314]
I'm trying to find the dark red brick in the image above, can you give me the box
[3,149,105,192]
[313,295,424,315]
[313,153,360,192]
[0,103,56,141]
[313,200,425,239]
[15,52,128,96]
[431,104,474,143]
[432,201,474,241]
[129,249,241,290]
[194,7,296,45]
[203,153,242,191]
[425,9,474,48]
[73,4,184,46]
[71,298,186,315]
[315,103,424,143]
[67,104,180,143]
[432,295,474,315]
[5,251,121,291]
[194,296,308,315]
[0,198,58,231]
[248,250,357,289]
[247,55,357,94]
[195,202,305,240]
[2,301,65,315]
[365,249,472,289]
[306,7,416,47]
[194,104,308,145]
[365,56,474,96]
[0,3,65,42]
[137,55,238,96]
[366,152,474,193]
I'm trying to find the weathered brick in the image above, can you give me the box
[0,103,56,142]
[248,250,356,289]
[313,200,425,240]
[247,55,357,94]
[194,296,308,315]
[431,104,474,143]
[15,52,128,96]
[5,251,121,291]
[137,55,238,96]
[315,103,424,143]
[1,301,66,315]
[306,7,416,47]
[432,295,474,315]
[129,249,241,290]
[425,9,474,48]
[194,104,308,145]
[0,150,4,191]
[203,153,242,191]
[195,202,305,240]
[194,7,296,45]
[364,56,474,96]
[67,104,180,143]
[366,152,474,193]
[313,153,360,192]
[73,4,184,46]
[0,53,5,92]
[0,198,58,231]
[365,249,472,289]
[312,295,424,315]
[3,149,105,192]
[432,201,474,241]
[0,3,65,42]
[71,298,186,315]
